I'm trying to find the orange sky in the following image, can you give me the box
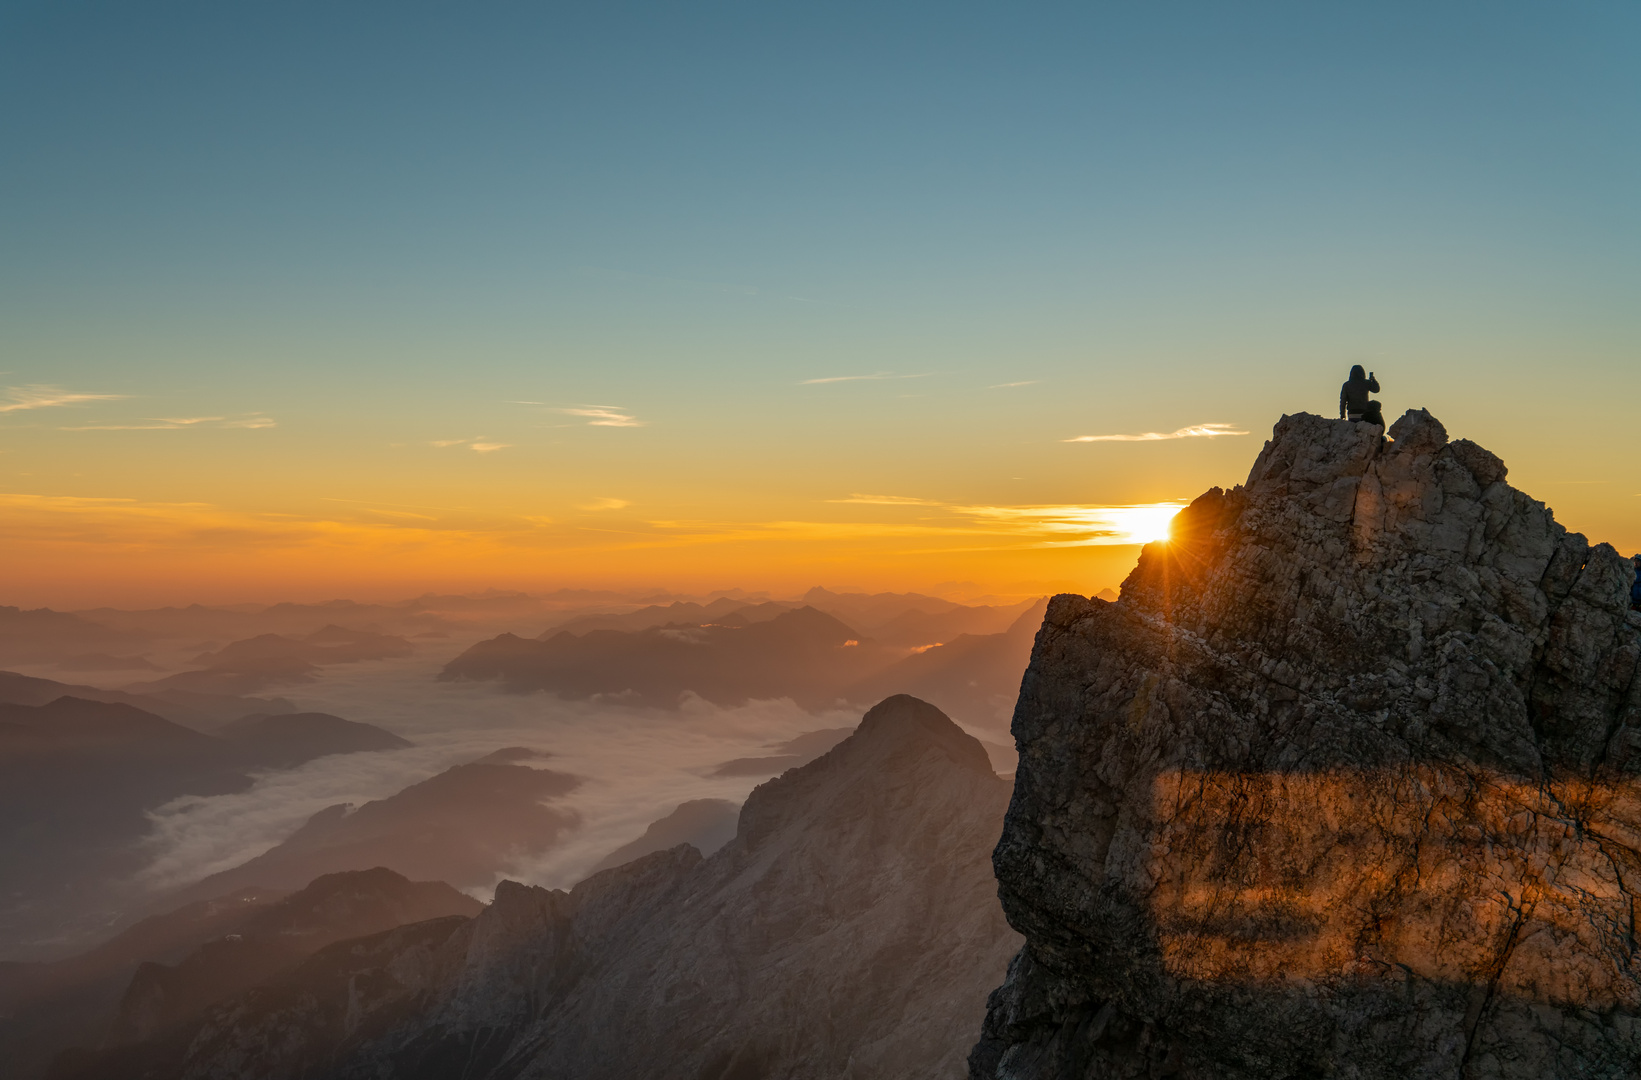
[5,392,1634,610]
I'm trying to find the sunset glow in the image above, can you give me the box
[1107,504,1184,545]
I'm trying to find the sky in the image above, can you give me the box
[2,1,1637,606]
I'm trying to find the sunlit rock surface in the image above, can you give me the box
[972,410,1641,1079]
[61,695,1020,1080]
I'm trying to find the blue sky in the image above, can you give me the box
[2,1,1637,601]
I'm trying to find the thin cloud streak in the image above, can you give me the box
[580,498,631,511]
[1,385,126,413]
[988,381,1039,389]
[61,414,276,431]
[1064,423,1248,443]
[826,494,942,506]
[433,437,511,453]
[559,405,645,427]
[799,373,934,385]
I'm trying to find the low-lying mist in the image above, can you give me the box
[136,648,867,898]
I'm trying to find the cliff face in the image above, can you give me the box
[974,411,1641,1079]
[63,695,1021,1080]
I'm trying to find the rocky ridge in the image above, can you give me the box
[972,410,1641,1079]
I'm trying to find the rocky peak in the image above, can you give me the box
[735,692,997,850]
[975,411,1641,1079]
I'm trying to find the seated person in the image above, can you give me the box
[1631,554,1641,612]
[1339,365,1384,427]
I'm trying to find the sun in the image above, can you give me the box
[1108,503,1183,545]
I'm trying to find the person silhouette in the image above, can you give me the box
[1339,364,1384,428]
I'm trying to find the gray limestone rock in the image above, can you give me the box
[971,411,1641,1079]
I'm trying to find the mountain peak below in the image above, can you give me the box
[851,693,995,772]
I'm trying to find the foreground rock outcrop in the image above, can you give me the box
[973,411,1641,1079]
[61,695,1021,1080]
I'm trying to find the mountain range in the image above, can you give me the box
[0,695,410,961]
[443,596,1047,730]
[49,695,1021,1080]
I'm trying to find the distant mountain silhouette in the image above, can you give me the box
[0,670,292,730]
[587,798,741,876]
[442,605,893,708]
[0,697,210,758]
[0,697,411,962]
[800,587,1036,647]
[214,712,413,769]
[709,726,854,776]
[539,590,1037,649]
[0,607,144,666]
[129,625,413,696]
[50,654,162,673]
[168,754,582,901]
[845,598,1048,732]
[544,597,796,636]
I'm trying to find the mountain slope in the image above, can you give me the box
[41,870,478,1080]
[0,885,286,1080]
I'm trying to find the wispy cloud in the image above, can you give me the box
[364,508,438,521]
[988,380,1039,389]
[580,497,631,511]
[432,437,511,453]
[826,494,942,506]
[799,373,934,385]
[559,405,645,427]
[319,498,470,512]
[1,385,126,413]
[61,413,276,431]
[1064,423,1248,443]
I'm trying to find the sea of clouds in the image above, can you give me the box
[136,643,861,898]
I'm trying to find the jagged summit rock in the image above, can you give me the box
[61,696,1022,1080]
[973,410,1641,1079]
